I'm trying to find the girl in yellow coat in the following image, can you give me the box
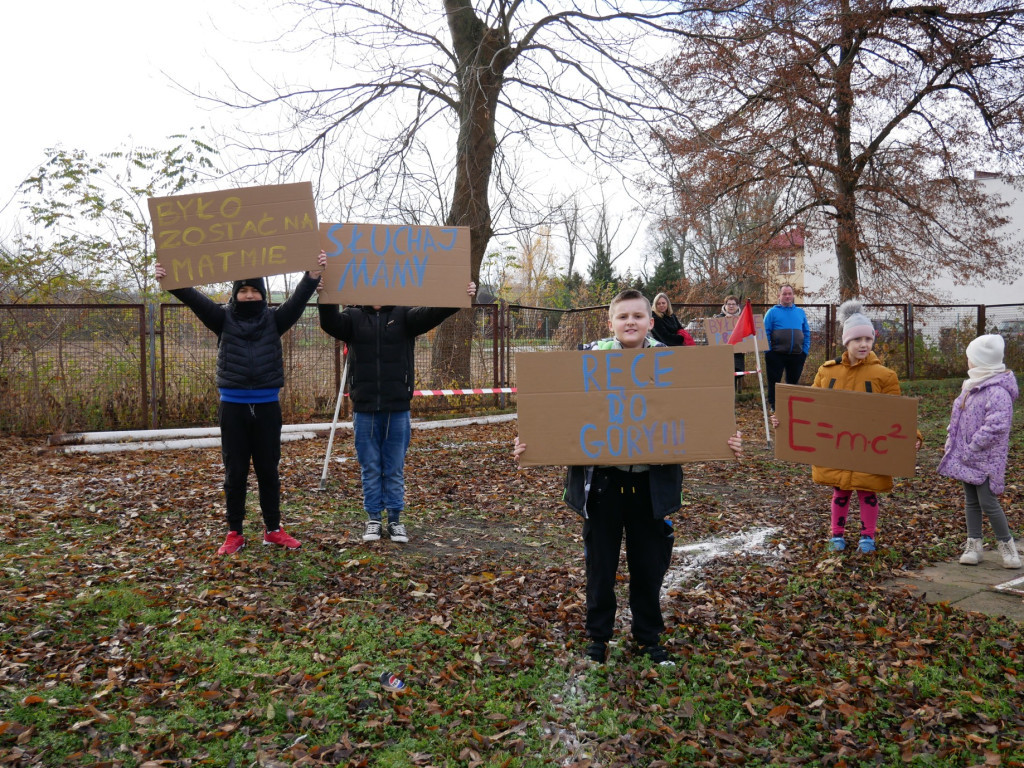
[811,301,921,553]
[773,301,921,552]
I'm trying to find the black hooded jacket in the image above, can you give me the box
[318,303,458,412]
[170,273,320,390]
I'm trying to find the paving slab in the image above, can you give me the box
[886,557,1024,623]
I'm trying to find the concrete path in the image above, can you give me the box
[886,557,1024,623]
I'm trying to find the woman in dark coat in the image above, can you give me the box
[651,293,695,347]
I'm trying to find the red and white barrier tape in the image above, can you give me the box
[413,387,517,396]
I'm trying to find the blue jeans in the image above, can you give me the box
[353,411,411,523]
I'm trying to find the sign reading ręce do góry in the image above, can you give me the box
[516,346,737,467]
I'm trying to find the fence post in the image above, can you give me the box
[906,304,915,381]
[978,305,986,337]
[491,303,500,409]
[147,302,159,429]
[498,300,508,409]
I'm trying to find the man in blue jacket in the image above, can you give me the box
[763,283,810,411]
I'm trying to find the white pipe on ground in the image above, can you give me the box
[51,413,517,455]
[55,431,322,455]
[50,422,352,446]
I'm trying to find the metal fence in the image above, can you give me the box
[2,300,1023,435]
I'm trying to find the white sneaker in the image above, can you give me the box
[997,538,1022,569]
[959,538,984,565]
[362,520,383,542]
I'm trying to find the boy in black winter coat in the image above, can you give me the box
[514,289,743,665]
[317,265,476,544]
[154,253,324,554]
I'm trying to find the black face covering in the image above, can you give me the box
[233,299,266,319]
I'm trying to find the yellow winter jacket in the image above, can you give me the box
[810,351,904,493]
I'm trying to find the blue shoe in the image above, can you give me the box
[829,536,846,551]
[859,536,876,553]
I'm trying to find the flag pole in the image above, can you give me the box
[728,299,772,446]
[751,331,771,444]
[319,352,350,491]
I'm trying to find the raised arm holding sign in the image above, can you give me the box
[151,252,326,555]
[316,267,477,545]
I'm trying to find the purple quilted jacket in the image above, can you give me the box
[937,371,1018,494]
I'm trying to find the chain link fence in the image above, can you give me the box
[0,304,147,434]
[2,300,1023,435]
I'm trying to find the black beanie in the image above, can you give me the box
[232,278,267,302]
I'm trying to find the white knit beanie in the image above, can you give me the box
[839,300,875,345]
[966,334,1004,367]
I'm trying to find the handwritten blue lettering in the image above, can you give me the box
[580,350,675,393]
[579,418,686,459]
[371,226,391,256]
[336,255,430,289]
[338,258,370,289]
[607,393,625,425]
[652,351,673,387]
[348,227,367,255]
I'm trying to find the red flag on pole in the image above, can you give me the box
[727,299,756,345]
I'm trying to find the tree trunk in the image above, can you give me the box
[431,0,508,385]
[833,6,860,302]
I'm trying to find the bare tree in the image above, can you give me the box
[655,0,1024,301]
[558,194,583,283]
[214,0,695,379]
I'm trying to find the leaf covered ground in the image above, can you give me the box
[1,383,1023,767]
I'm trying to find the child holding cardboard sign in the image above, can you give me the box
[938,334,1020,569]
[317,256,476,544]
[772,300,921,553]
[154,253,325,555]
[514,289,743,666]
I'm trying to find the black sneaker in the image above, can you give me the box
[639,644,673,665]
[585,641,607,663]
[387,522,409,543]
[362,520,383,542]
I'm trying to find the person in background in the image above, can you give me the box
[938,334,1020,569]
[154,253,325,554]
[715,294,746,392]
[514,289,743,666]
[772,300,921,553]
[763,284,810,410]
[651,292,696,347]
[317,262,477,544]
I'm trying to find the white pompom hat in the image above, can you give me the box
[838,300,875,345]
[966,334,1004,367]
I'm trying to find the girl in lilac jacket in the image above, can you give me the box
[937,334,1020,569]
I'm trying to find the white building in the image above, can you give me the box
[799,174,1024,307]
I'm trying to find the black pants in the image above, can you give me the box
[583,468,674,647]
[219,401,282,533]
[765,351,808,410]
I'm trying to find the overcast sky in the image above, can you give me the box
[0,1,301,218]
[1,0,658,277]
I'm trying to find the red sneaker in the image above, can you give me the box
[217,531,245,555]
[263,527,301,549]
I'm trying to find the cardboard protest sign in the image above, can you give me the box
[317,223,472,308]
[773,384,918,476]
[516,346,737,467]
[149,182,320,290]
[703,314,768,353]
